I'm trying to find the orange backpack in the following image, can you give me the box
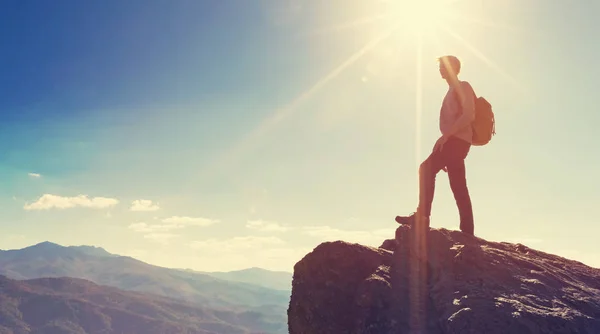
[471,96,496,146]
[456,85,496,146]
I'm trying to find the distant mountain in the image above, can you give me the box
[194,267,292,291]
[0,275,285,334]
[0,242,117,266]
[0,242,290,331]
[70,244,118,258]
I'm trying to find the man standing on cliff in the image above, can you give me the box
[395,55,476,236]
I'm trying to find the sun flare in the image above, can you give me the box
[382,0,453,34]
[201,0,521,188]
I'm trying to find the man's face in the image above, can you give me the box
[438,59,458,79]
[439,61,452,79]
[439,62,448,79]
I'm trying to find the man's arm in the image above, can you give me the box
[443,82,476,138]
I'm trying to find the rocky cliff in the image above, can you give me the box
[288,225,600,334]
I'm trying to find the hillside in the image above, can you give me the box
[0,242,289,329]
[288,225,600,333]
[0,275,285,334]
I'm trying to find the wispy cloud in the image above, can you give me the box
[162,216,219,227]
[129,216,218,244]
[130,199,160,212]
[189,236,285,252]
[28,172,42,179]
[128,222,177,233]
[246,220,290,232]
[23,194,119,210]
[143,233,178,245]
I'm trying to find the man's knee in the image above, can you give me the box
[418,161,427,175]
[419,159,436,177]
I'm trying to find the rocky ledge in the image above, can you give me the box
[288,225,600,334]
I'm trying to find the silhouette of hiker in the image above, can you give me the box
[395,55,476,236]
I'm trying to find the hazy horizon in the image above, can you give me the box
[1,0,599,272]
[0,239,294,274]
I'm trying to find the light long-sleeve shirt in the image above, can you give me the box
[439,80,476,144]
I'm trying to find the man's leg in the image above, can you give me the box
[417,151,446,219]
[396,147,446,226]
[447,159,474,235]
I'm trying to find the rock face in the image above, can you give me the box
[288,225,600,334]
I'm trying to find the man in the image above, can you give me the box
[395,55,476,236]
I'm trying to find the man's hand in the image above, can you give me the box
[434,134,449,152]
[435,135,449,172]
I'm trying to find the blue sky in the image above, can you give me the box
[1,0,599,271]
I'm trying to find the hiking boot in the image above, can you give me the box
[395,212,429,226]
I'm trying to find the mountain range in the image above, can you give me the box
[187,267,292,291]
[0,241,293,333]
[0,275,283,334]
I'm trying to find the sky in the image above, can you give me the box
[1,0,599,272]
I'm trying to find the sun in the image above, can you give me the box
[382,0,453,34]
[200,0,521,185]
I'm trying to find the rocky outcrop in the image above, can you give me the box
[288,225,600,334]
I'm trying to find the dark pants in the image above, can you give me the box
[417,136,474,234]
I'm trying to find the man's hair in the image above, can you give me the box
[437,55,461,75]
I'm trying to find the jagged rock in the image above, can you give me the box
[288,226,600,334]
[379,239,397,252]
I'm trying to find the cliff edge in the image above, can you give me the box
[288,225,600,333]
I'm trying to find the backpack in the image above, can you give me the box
[455,84,496,146]
[471,96,495,146]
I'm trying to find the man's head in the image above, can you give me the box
[437,55,461,80]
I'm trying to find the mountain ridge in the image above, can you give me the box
[0,242,291,289]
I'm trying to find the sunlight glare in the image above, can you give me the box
[192,27,396,186]
[383,0,449,33]
[440,24,528,94]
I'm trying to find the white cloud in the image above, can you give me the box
[28,173,41,179]
[301,225,395,246]
[143,233,178,245]
[23,194,119,210]
[189,236,285,253]
[246,220,290,232]
[129,223,181,247]
[128,222,181,233]
[130,216,218,244]
[130,199,160,212]
[162,216,219,227]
